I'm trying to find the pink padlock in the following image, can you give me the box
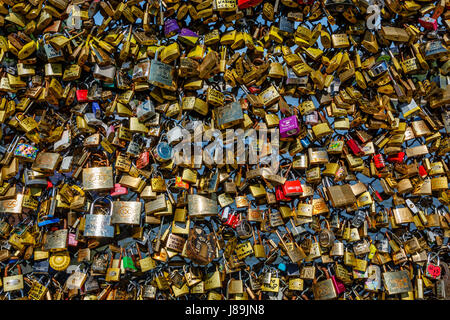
[106,124,115,139]
[305,111,319,125]
[110,183,128,197]
[68,232,78,247]
[331,275,346,295]
[323,267,345,295]
[136,151,150,169]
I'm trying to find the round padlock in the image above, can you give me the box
[235,219,252,239]
[318,220,335,248]
[49,251,71,271]
[153,142,173,162]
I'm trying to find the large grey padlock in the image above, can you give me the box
[83,276,100,293]
[351,210,366,228]
[142,282,157,299]
[285,68,304,85]
[235,217,252,239]
[248,271,261,291]
[84,197,114,238]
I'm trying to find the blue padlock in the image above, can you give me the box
[278,263,286,272]
[92,102,101,118]
[300,137,310,148]
[37,218,60,227]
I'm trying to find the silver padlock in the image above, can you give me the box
[23,168,48,187]
[167,125,185,145]
[290,220,307,239]
[376,234,390,253]
[261,266,272,285]
[84,113,104,127]
[126,138,141,157]
[83,197,114,238]
[235,214,252,240]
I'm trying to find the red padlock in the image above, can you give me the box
[386,152,405,163]
[373,154,385,169]
[76,89,89,103]
[224,211,239,228]
[136,151,150,169]
[369,185,383,202]
[275,185,292,202]
[425,253,441,279]
[419,17,438,30]
[282,180,303,197]
[237,0,263,9]
[297,0,315,4]
[248,86,260,94]
[418,165,428,178]
[346,134,363,156]
[231,213,241,229]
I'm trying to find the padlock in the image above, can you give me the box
[105,251,122,282]
[84,197,114,238]
[3,264,24,292]
[425,252,442,279]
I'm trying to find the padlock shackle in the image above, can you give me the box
[90,196,113,216]
[4,263,22,277]
[109,248,123,268]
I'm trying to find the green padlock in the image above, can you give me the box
[122,249,138,272]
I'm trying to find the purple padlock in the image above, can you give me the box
[164,19,180,37]
[279,115,300,139]
[178,28,199,46]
